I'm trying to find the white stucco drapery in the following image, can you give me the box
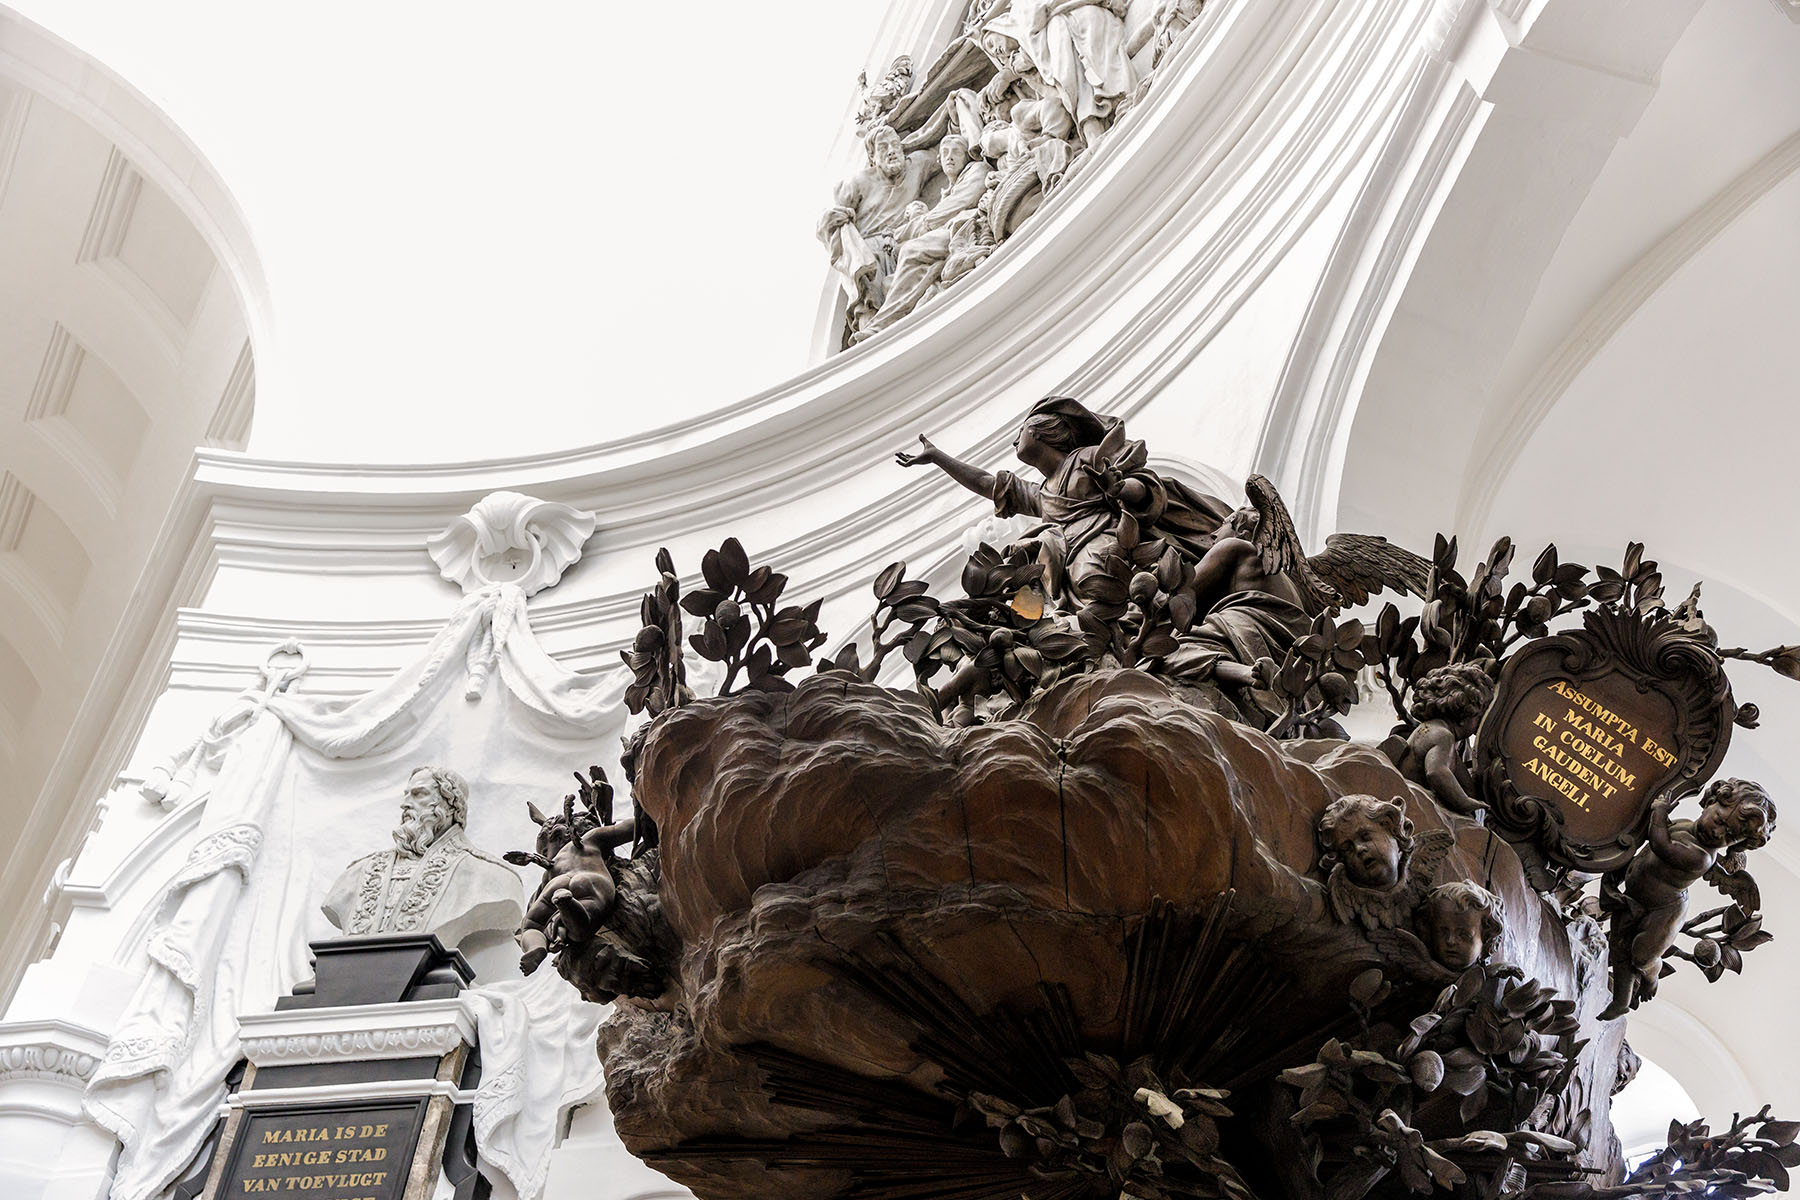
[83,583,626,1200]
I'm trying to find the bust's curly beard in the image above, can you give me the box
[393,808,452,858]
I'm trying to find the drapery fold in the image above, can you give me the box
[84,585,627,1200]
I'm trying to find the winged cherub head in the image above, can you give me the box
[1318,794,1415,890]
[1217,506,1259,541]
[1425,881,1505,970]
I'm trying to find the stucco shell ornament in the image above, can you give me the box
[427,491,597,597]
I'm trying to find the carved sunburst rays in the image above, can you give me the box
[645,896,1330,1200]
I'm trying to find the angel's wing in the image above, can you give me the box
[1401,830,1458,911]
[1368,925,1457,987]
[1307,534,1432,610]
[1704,857,1762,913]
[1245,474,1339,613]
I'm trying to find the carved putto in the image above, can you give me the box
[1597,778,1776,1019]
[505,764,674,1006]
[1383,662,1495,817]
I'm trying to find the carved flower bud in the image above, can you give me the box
[1692,938,1723,969]
[1409,1050,1445,1092]
[1129,572,1159,606]
[634,626,664,651]
[715,599,742,625]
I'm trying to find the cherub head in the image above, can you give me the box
[1215,506,1259,541]
[1410,663,1497,739]
[1425,881,1504,970]
[1011,396,1111,473]
[1693,778,1776,851]
[1318,794,1415,890]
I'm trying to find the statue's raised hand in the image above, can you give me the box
[895,435,940,469]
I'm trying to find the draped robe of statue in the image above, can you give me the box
[989,434,1234,606]
[1160,589,1314,725]
[1007,0,1136,135]
[321,823,523,949]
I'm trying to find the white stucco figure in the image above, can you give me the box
[321,766,524,948]
[989,0,1135,147]
[858,135,995,338]
[1126,0,1204,68]
[817,124,945,337]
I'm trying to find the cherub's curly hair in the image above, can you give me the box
[1700,777,1777,850]
[1428,881,1505,959]
[1410,663,1496,724]
[1317,794,1415,871]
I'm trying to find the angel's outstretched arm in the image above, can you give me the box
[895,435,998,499]
[581,816,637,854]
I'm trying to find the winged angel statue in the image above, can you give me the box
[899,397,1430,726]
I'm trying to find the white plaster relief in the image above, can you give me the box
[0,1041,101,1083]
[239,1025,467,1065]
[427,491,596,598]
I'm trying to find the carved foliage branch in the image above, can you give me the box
[1280,967,1585,1200]
[1361,538,1593,728]
[623,540,827,715]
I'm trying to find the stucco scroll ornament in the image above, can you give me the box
[427,490,597,599]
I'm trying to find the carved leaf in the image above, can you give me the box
[746,570,788,606]
[700,549,729,592]
[874,562,907,600]
[718,538,752,588]
[1348,968,1385,1006]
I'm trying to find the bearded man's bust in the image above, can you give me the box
[321,766,524,949]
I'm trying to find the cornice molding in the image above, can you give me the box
[0,1019,109,1086]
[237,999,474,1067]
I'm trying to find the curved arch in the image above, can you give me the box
[1455,130,1800,535]
[1276,0,1717,548]
[0,4,272,387]
[0,7,273,1015]
[1148,453,1244,509]
[1624,999,1760,1123]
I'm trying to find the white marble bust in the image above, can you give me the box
[321,766,524,949]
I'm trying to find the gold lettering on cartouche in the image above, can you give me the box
[1515,681,1672,812]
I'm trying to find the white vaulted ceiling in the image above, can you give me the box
[0,75,253,887]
